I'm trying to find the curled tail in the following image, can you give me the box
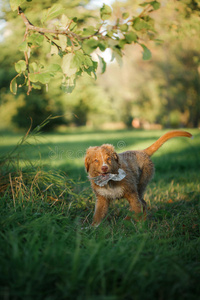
[143,130,192,157]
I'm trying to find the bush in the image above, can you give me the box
[12,90,66,131]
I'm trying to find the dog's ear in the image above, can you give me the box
[113,152,119,162]
[84,155,90,172]
[84,146,98,172]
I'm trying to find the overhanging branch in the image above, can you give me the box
[17,6,93,41]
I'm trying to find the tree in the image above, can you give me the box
[12,88,66,130]
[2,0,199,129]
[0,0,93,130]
[8,0,161,95]
[96,0,200,128]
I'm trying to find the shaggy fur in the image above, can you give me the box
[85,130,192,226]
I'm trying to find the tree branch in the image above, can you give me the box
[17,6,93,41]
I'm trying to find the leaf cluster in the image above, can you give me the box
[9,0,161,94]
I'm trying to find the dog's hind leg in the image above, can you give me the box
[124,191,146,221]
[137,159,154,212]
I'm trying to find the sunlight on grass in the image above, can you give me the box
[0,128,198,174]
[0,128,200,300]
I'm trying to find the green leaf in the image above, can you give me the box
[63,84,75,93]
[48,64,62,73]
[28,34,44,47]
[29,72,52,84]
[60,14,69,27]
[61,77,76,94]
[15,60,26,73]
[118,39,126,49]
[10,0,25,11]
[62,53,77,76]
[84,61,98,79]
[58,34,67,51]
[112,50,123,67]
[10,76,18,94]
[132,17,150,31]
[18,41,28,52]
[29,64,61,85]
[140,2,151,7]
[71,51,85,69]
[41,4,65,24]
[98,41,108,52]
[32,83,41,90]
[98,55,106,74]
[84,56,94,68]
[122,12,129,20]
[29,73,39,83]
[124,31,137,43]
[83,26,96,36]
[82,38,99,54]
[29,62,38,73]
[150,1,160,10]
[38,73,53,84]
[140,1,160,10]
[141,44,152,60]
[69,22,77,32]
[119,24,129,32]
[100,4,112,20]
[50,44,59,55]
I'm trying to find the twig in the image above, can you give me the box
[59,188,68,198]
[139,4,152,18]
[82,211,92,225]
[22,26,32,95]
[24,51,32,95]
[17,6,92,41]
[128,4,154,23]
[9,173,16,212]
[43,183,54,193]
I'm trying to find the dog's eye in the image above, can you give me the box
[107,157,111,162]
[94,159,99,163]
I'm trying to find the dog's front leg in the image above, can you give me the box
[92,195,109,226]
[124,192,146,221]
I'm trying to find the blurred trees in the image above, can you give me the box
[0,0,94,130]
[98,0,200,128]
[0,0,200,130]
[63,76,112,126]
[12,89,66,130]
[148,0,200,128]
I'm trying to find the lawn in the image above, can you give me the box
[0,128,200,299]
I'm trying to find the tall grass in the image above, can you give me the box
[0,127,200,299]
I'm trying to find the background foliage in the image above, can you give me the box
[0,0,200,130]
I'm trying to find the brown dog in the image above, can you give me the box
[85,130,192,226]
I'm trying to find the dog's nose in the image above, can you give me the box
[101,165,108,173]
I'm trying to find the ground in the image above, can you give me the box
[0,128,200,299]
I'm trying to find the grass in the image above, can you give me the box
[0,127,200,299]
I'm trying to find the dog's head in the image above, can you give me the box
[85,144,119,177]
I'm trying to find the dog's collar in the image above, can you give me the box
[89,168,126,187]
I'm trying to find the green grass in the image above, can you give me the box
[0,128,200,300]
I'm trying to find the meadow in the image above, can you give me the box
[0,127,200,300]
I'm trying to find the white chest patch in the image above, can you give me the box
[96,185,124,200]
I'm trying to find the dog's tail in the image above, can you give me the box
[143,130,192,157]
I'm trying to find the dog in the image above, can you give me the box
[85,130,192,226]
